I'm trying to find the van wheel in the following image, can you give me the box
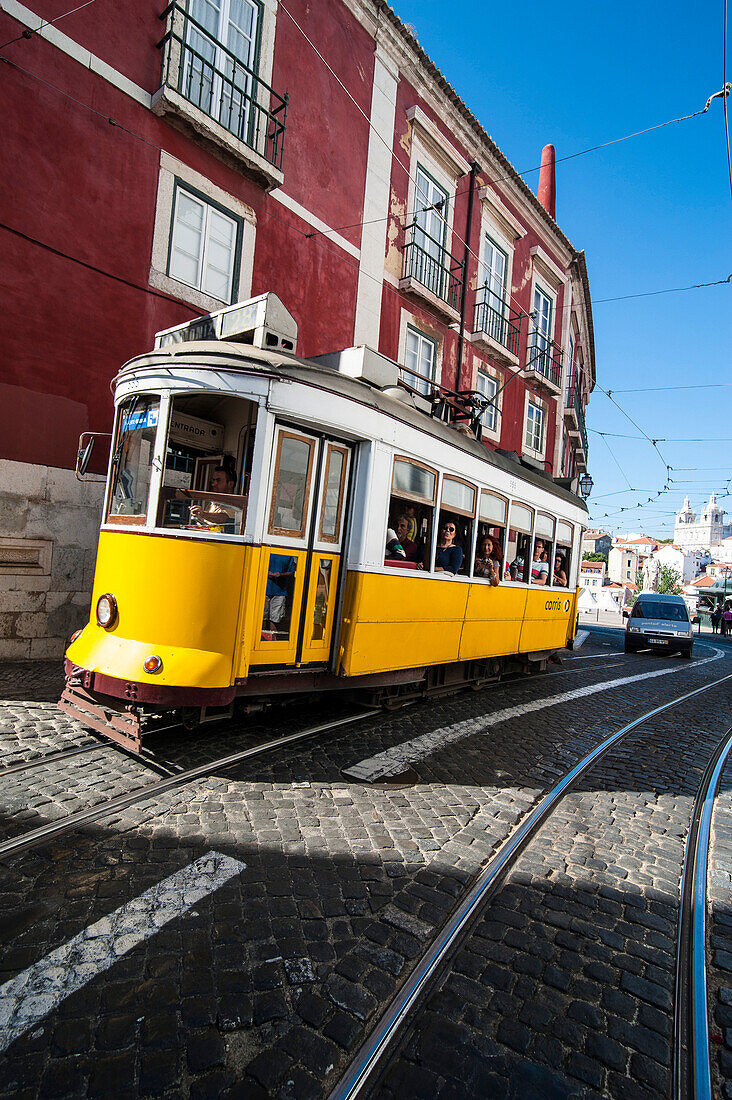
[624,640,635,654]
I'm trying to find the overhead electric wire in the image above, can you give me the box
[0,0,97,51]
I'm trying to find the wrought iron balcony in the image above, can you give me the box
[525,332,563,391]
[157,2,287,177]
[400,223,462,314]
[473,291,522,361]
[567,382,588,456]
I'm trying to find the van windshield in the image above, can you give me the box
[631,601,689,622]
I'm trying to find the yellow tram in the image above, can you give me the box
[62,293,587,750]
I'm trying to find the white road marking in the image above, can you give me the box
[343,650,725,783]
[571,630,590,650]
[0,851,244,1054]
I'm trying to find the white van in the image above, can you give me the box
[625,593,693,658]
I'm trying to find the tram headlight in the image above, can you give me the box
[143,655,163,674]
[96,593,118,629]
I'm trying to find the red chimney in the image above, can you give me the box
[538,144,556,219]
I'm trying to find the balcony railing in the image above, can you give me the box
[473,291,522,358]
[569,383,588,455]
[526,332,562,389]
[158,2,288,171]
[401,222,462,311]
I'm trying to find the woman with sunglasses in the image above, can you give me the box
[434,517,463,574]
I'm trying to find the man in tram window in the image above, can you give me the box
[263,554,296,638]
[530,539,549,585]
[190,457,238,531]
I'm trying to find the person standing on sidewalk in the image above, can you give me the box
[723,607,732,637]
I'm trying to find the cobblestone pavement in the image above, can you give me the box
[0,633,730,1098]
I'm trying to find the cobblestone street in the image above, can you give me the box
[1,628,731,1098]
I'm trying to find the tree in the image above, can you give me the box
[583,551,607,564]
[657,565,682,595]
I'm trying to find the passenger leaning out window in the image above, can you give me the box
[435,518,463,575]
[474,535,500,586]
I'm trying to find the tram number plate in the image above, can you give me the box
[648,637,668,646]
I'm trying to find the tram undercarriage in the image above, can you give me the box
[59,650,554,753]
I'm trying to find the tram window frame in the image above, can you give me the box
[268,428,316,542]
[555,520,574,588]
[385,456,437,570]
[475,490,508,582]
[533,511,555,587]
[504,501,534,584]
[105,395,161,527]
[156,394,252,537]
[318,443,350,546]
[438,476,476,577]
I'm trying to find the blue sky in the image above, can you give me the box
[392,0,732,538]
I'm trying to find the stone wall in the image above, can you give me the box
[0,461,105,660]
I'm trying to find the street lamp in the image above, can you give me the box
[579,473,593,500]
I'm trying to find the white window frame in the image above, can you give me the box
[168,184,240,302]
[524,396,546,459]
[474,362,502,442]
[150,152,256,312]
[401,105,466,319]
[398,309,442,395]
[404,325,437,397]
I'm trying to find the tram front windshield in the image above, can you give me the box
[107,396,160,524]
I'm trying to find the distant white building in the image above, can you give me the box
[674,493,732,550]
[579,559,606,594]
[642,544,710,590]
[608,545,639,585]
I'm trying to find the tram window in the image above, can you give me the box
[269,431,315,539]
[261,552,297,641]
[505,502,533,583]
[311,559,333,641]
[385,458,437,569]
[556,521,573,587]
[319,445,348,543]
[439,477,476,576]
[107,395,160,526]
[475,491,507,581]
[533,512,555,586]
[157,395,252,536]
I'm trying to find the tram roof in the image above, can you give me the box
[118,341,588,514]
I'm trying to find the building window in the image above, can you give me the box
[479,235,508,342]
[168,183,241,302]
[476,371,498,432]
[404,326,437,396]
[530,285,554,376]
[404,165,452,302]
[183,0,262,143]
[525,401,544,452]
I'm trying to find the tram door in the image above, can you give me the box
[249,426,351,668]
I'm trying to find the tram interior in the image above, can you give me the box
[157,394,256,535]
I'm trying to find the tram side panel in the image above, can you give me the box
[337,570,470,676]
[459,584,528,660]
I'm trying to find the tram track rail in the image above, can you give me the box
[674,723,732,1100]
[0,708,378,862]
[0,741,108,778]
[328,669,732,1100]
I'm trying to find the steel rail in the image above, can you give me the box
[328,668,732,1100]
[673,724,732,1100]
[0,742,108,777]
[0,709,377,861]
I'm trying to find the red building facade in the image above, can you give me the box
[0,0,594,657]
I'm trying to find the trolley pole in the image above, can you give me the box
[455,160,480,396]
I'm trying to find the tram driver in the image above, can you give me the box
[189,458,238,530]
